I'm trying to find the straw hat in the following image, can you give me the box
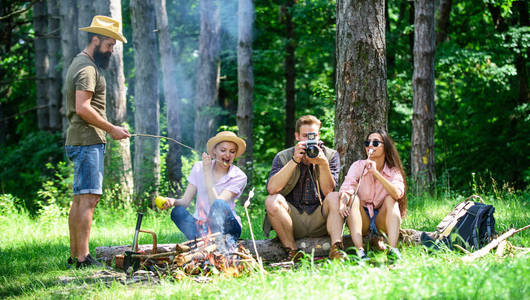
[206,131,246,158]
[79,16,127,43]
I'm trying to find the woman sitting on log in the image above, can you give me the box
[161,131,247,241]
[327,129,407,262]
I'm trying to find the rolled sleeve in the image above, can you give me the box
[389,170,405,199]
[339,160,363,194]
[326,151,340,190]
[225,173,247,199]
[266,154,284,187]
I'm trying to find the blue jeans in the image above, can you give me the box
[171,199,242,241]
[65,144,105,195]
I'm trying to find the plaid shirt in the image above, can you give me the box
[268,151,340,214]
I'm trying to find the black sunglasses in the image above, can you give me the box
[364,140,383,147]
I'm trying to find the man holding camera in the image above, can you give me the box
[264,115,340,261]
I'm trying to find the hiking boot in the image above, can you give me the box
[329,242,347,261]
[76,253,103,269]
[387,248,402,264]
[285,248,304,262]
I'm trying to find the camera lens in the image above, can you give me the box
[306,144,319,158]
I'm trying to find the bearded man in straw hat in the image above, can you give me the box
[64,16,130,268]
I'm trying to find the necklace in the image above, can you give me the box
[82,50,95,62]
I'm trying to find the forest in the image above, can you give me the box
[0,0,529,299]
[0,0,528,212]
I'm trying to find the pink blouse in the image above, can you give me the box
[188,160,247,226]
[339,160,404,217]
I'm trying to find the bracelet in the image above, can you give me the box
[291,157,300,165]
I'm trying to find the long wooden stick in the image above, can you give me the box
[462,224,530,262]
[243,188,265,277]
[341,149,375,235]
[131,133,198,153]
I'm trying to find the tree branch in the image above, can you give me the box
[0,0,42,21]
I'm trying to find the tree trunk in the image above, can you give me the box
[77,2,94,51]
[514,0,528,104]
[95,0,134,204]
[33,0,49,131]
[46,0,61,132]
[408,1,415,67]
[194,0,221,151]
[435,0,452,47]
[154,0,183,197]
[283,0,296,148]
[59,0,78,138]
[130,0,160,206]
[411,0,436,194]
[335,0,388,180]
[237,0,254,191]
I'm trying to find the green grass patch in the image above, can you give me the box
[0,190,528,299]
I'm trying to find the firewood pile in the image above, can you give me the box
[123,232,261,279]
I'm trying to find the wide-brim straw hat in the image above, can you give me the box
[206,131,246,158]
[79,15,127,43]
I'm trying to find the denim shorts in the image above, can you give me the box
[65,144,105,195]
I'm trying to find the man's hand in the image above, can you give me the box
[109,125,130,140]
[292,141,306,164]
[305,145,328,166]
[338,192,352,218]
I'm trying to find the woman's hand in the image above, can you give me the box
[338,192,352,218]
[365,159,378,175]
[162,197,176,210]
[202,152,212,172]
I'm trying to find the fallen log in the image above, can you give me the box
[96,229,429,263]
[462,224,530,262]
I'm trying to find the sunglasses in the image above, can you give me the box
[364,140,383,147]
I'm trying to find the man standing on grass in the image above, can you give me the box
[64,16,129,268]
[263,115,340,261]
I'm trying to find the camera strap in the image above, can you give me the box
[307,165,322,207]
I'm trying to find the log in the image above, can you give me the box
[96,229,429,263]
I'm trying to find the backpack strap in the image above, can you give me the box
[438,201,475,239]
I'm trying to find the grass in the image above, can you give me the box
[0,189,529,299]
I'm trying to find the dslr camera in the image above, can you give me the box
[304,132,320,158]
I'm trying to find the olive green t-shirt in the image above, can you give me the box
[65,53,107,145]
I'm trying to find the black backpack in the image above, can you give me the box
[421,196,496,251]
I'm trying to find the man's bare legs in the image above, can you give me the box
[265,194,297,250]
[69,194,100,262]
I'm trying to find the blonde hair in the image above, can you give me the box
[295,115,321,133]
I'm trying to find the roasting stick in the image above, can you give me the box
[341,148,375,236]
[131,133,198,154]
[243,188,265,277]
[131,133,230,167]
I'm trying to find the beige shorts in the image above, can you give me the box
[263,202,328,239]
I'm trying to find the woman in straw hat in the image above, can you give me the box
[161,131,247,241]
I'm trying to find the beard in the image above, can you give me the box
[93,45,112,69]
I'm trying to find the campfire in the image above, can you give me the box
[115,232,261,279]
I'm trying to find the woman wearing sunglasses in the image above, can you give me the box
[327,129,407,262]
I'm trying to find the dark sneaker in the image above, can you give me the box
[387,248,402,264]
[329,242,347,261]
[355,248,369,261]
[76,254,103,269]
[67,256,75,268]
